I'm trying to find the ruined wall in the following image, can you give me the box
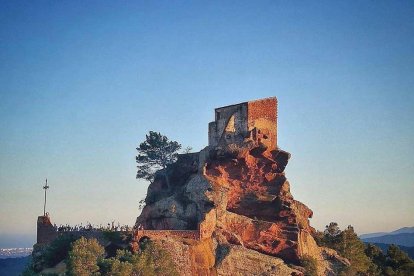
[37,216,57,244]
[208,97,277,150]
[59,231,109,245]
[133,229,200,242]
[247,97,277,150]
[208,103,248,148]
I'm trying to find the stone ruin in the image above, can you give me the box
[208,97,278,151]
[36,215,58,244]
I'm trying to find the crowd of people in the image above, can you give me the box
[54,221,131,232]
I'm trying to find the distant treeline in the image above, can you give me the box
[366,242,414,259]
[314,223,414,275]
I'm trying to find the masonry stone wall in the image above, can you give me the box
[208,97,277,151]
[208,103,248,148]
[59,231,108,245]
[133,229,200,242]
[247,97,277,150]
[37,216,58,244]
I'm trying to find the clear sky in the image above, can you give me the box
[1,1,413,248]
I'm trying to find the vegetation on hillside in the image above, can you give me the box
[314,222,414,275]
[44,234,77,267]
[22,237,178,276]
[300,255,318,276]
[67,237,105,276]
[99,240,178,276]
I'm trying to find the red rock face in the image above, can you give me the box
[136,145,316,264]
[205,149,291,221]
[204,147,314,263]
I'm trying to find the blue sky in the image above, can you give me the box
[0,1,413,247]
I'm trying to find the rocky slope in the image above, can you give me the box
[154,237,302,276]
[135,143,349,275]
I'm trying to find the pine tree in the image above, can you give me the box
[385,244,414,275]
[136,131,181,190]
[365,244,385,275]
[340,225,373,274]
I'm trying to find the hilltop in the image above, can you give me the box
[28,98,353,275]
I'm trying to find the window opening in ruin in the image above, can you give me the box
[225,115,236,132]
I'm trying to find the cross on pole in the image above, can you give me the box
[43,178,49,216]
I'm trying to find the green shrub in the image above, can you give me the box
[141,241,178,276]
[109,259,133,275]
[103,230,122,243]
[314,223,375,274]
[384,244,414,276]
[67,237,105,276]
[44,234,77,267]
[102,243,178,276]
[42,236,178,276]
[300,255,318,276]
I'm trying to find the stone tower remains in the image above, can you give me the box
[208,97,277,151]
[36,215,57,244]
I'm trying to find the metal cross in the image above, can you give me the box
[43,178,49,216]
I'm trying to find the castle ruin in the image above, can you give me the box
[208,97,277,151]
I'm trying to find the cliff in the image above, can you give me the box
[134,98,349,275]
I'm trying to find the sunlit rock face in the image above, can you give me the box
[135,98,349,275]
[205,148,292,222]
[136,151,213,231]
[204,147,315,263]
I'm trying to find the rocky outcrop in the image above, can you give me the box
[135,98,348,275]
[151,236,301,276]
[135,145,348,275]
[215,244,301,276]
